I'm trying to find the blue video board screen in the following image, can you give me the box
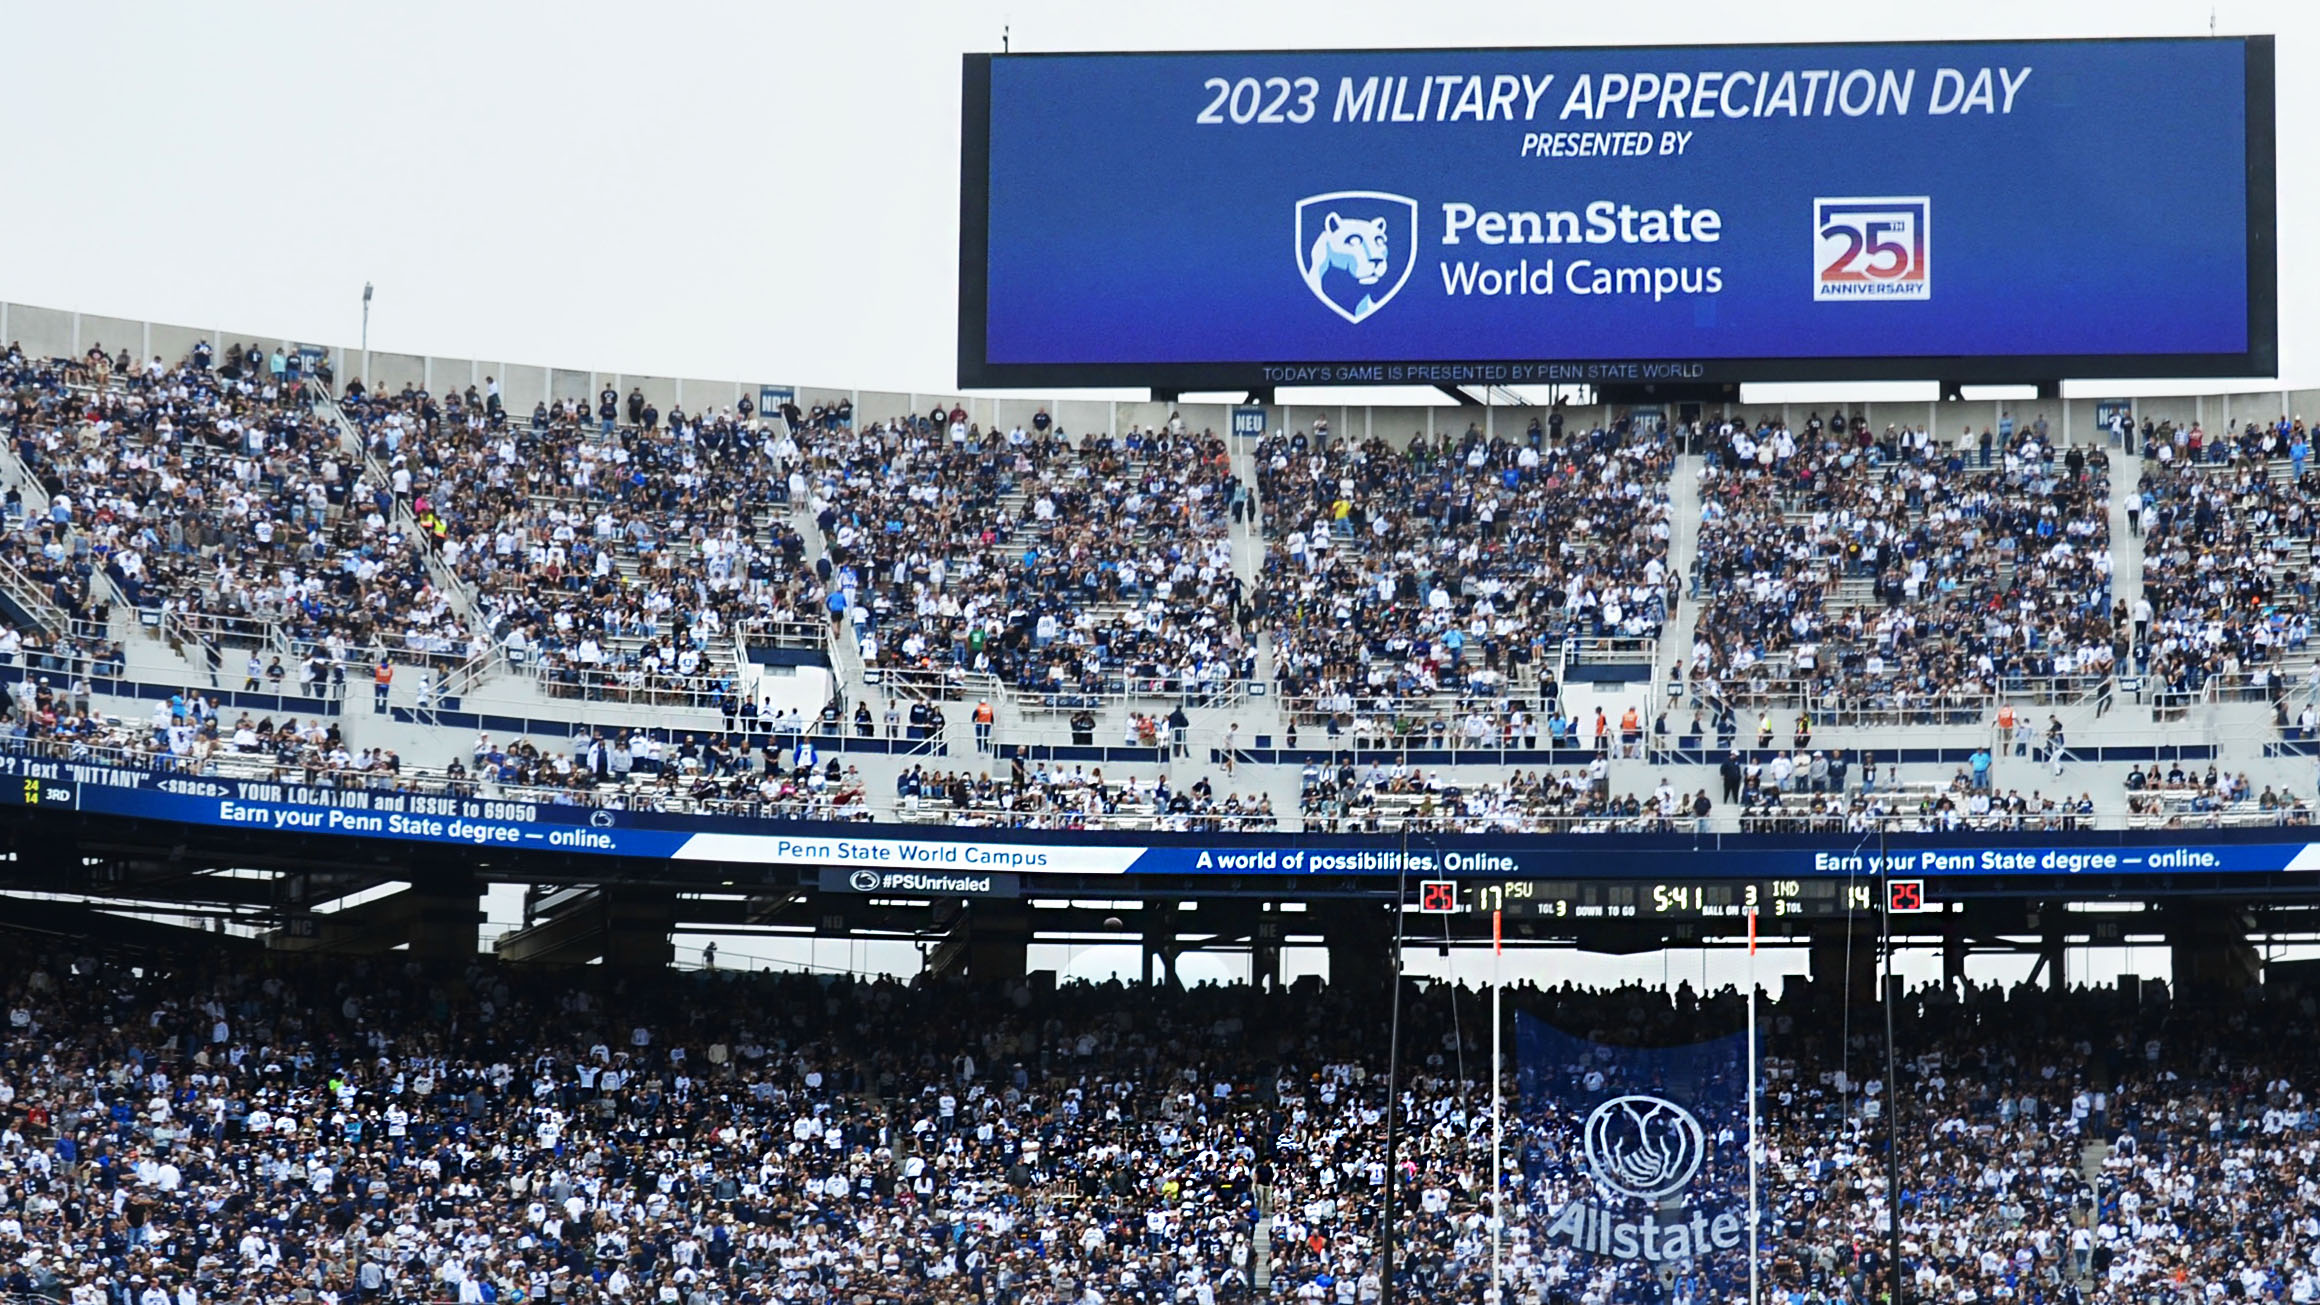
[959,38,2274,389]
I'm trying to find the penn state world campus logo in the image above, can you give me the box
[1294,191,1417,323]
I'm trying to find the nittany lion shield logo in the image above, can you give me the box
[1294,190,1417,324]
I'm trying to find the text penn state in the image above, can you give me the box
[1439,199,1722,246]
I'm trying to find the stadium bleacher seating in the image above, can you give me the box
[3,342,467,673]
[0,947,2304,1305]
[332,380,825,710]
[1257,418,1672,743]
[2136,433,2316,705]
[1689,416,2115,729]
[6,319,2320,841]
[806,415,1253,704]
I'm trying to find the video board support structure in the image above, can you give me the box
[1937,378,2063,402]
[1593,380,1743,407]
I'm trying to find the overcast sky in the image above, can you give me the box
[0,0,2304,403]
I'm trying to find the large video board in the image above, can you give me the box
[959,38,2275,389]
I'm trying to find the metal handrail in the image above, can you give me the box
[436,646,501,699]
[313,386,480,615]
[858,663,1000,703]
[2193,670,2297,704]
[0,732,1705,832]
[509,649,734,712]
[1684,678,1996,730]
[1560,635,1659,665]
[1280,691,1564,719]
[0,553,66,639]
[734,616,830,651]
[161,607,287,649]
[855,649,1252,709]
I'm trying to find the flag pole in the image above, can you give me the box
[1748,905,1761,1305]
[1491,904,1504,1304]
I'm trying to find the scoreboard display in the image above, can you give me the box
[8,777,79,810]
[1461,878,1880,918]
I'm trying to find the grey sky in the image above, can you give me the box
[0,0,2302,402]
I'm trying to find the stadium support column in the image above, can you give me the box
[602,887,676,971]
[1807,922,1878,1006]
[2164,903,2259,996]
[965,902,1030,983]
[1140,904,1182,987]
[407,872,484,968]
[1252,915,1283,992]
[1320,902,1395,991]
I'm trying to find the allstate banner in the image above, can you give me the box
[1515,1015,1750,1288]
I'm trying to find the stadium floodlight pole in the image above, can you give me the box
[1490,902,1504,1305]
[361,282,373,375]
[1881,818,1904,1305]
[1380,833,1409,1305]
[1748,906,1761,1305]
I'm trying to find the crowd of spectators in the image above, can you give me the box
[18,344,2320,839]
[1285,693,1624,756]
[1,342,470,672]
[0,605,123,683]
[2134,418,2318,709]
[331,382,827,709]
[1256,417,1672,735]
[2123,761,2311,827]
[0,946,2308,1305]
[0,679,896,823]
[1691,738,2167,833]
[804,412,1253,705]
[0,493,112,656]
[1296,759,1709,832]
[1690,415,2115,725]
[891,761,1278,832]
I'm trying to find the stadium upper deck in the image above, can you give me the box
[2,300,2318,838]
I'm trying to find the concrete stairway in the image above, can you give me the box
[308,387,481,625]
[2108,450,2145,617]
[1659,452,1706,685]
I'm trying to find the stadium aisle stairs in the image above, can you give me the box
[2109,446,2144,617]
[1658,452,1707,692]
[2075,1139,2111,1287]
[311,387,484,628]
[0,437,211,686]
[790,498,963,754]
[1228,435,1276,688]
